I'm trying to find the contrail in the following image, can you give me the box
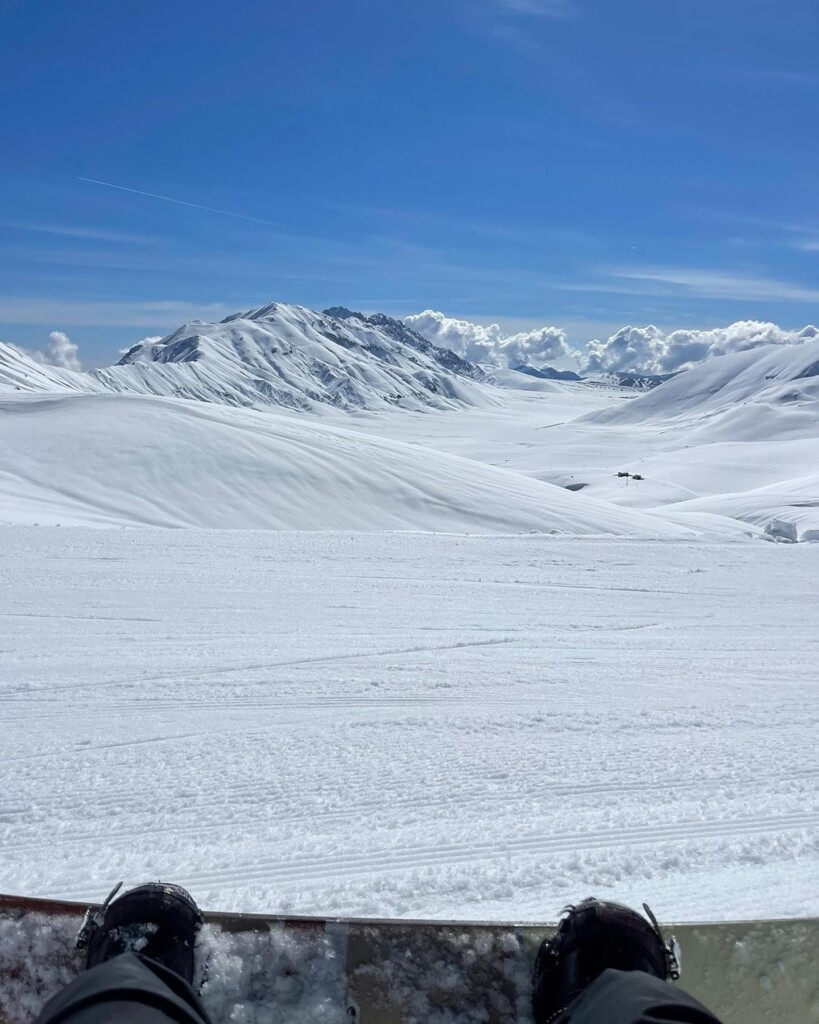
[76,177,280,228]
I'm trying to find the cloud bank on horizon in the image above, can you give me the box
[405,310,819,375]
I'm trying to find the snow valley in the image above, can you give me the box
[1,301,818,540]
[0,301,817,922]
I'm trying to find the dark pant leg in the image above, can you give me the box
[555,968,724,1024]
[35,953,213,1024]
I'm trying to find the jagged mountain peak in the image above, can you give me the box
[102,301,492,413]
[323,307,484,380]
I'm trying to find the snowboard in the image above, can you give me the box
[0,893,815,1024]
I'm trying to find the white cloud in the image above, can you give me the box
[581,325,665,376]
[582,321,819,375]
[119,335,162,356]
[404,310,572,367]
[406,310,819,376]
[28,331,82,371]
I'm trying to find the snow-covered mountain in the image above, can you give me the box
[0,341,105,395]
[510,364,583,382]
[1,303,491,413]
[2,304,817,538]
[98,303,491,413]
[587,370,678,390]
[587,339,819,426]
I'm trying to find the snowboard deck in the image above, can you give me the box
[0,893,815,1024]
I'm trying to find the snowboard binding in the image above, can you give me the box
[532,897,681,1024]
[75,880,204,984]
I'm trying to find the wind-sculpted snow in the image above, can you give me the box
[4,330,819,536]
[515,340,819,538]
[586,338,819,424]
[0,392,748,536]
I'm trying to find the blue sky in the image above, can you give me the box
[1,0,818,365]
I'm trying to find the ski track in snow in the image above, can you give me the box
[1,528,817,922]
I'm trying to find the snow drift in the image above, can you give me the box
[0,392,755,536]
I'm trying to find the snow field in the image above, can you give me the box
[1,528,816,921]
[0,392,753,538]
[2,329,818,540]
[344,358,819,539]
[1,327,817,927]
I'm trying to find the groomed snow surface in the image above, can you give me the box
[1,529,817,922]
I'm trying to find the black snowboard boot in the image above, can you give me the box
[76,882,203,984]
[532,898,680,1024]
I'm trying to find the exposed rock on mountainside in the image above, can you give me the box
[103,303,491,412]
[1,303,492,413]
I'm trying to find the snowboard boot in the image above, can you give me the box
[76,881,204,984]
[532,898,680,1024]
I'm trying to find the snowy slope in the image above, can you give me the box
[93,303,492,413]
[587,338,819,425]
[2,318,816,538]
[344,342,819,540]
[0,392,742,535]
[663,473,819,536]
[560,342,819,536]
[0,342,102,395]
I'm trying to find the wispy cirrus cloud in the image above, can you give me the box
[611,266,819,303]
[0,220,158,245]
[686,208,819,252]
[472,0,579,52]
[473,1,647,129]
[327,200,598,247]
[700,67,819,88]
[564,266,819,304]
[0,297,239,328]
[495,0,578,19]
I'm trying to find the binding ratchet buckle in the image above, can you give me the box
[643,902,682,981]
[75,881,123,952]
